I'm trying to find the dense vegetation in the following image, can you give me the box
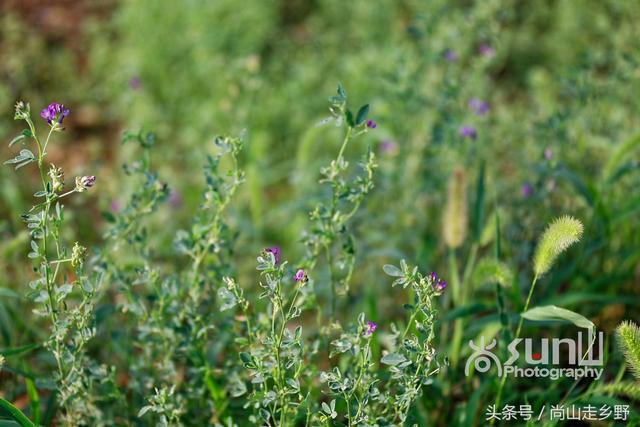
[0,1,639,425]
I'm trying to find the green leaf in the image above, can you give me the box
[0,398,36,427]
[8,130,32,147]
[0,288,21,299]
[521,305,594,330]
[4,149,35,169]
[0,343,40,357]
[603,133,640,181]
[101,211,116,223]
[345,109,355,127]
[355,104,370,125]
[381,353,406,366]
[382,264,403,277]
[472,162,485,241]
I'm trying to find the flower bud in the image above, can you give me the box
[48,164,64,192]
[14,101,30,120]
[71,242,87,268]
[75,175,96,192]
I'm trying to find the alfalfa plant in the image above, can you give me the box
[100,132,245,424]
[5,102,111,425]
[302,83,377,321]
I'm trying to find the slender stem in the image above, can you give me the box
[49,258,72,265]
[337,127,352,162]
[514,275,538,339]
[493,275,538,418]
[326,245,336,321]
[451,244,478,367]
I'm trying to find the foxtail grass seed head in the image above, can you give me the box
[533,215,583,277]
[75,175,96,192]
[617,321,640,380]
[443,167,468,248]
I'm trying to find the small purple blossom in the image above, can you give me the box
[444,49,458,62]
[434,279,447,292]
[110,200,122,213]
[468,98,490,116]
[169,190,182,209]
[522,182,534,199]
[479,43,496,58]
[459,125,477,139]
[366,120,377,129]
[379,139,398,155]
[294,269,307,282]
[429,272,438,282]
[265,246,281,265]
[544,147,553,160]
[129,76,142,90]
[40,102,70,125]
[363,321,378,337]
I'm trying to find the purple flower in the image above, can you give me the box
[379,139,398,155]
[40,102,70,125]
[468,98,490,116]
[363,321,378,337]
[265,246,281,265]
[459,125,477,140]
[434,279,447,292]
[429,272,438,282]
[110,200,122,213]
[294,269,307,282]
[479,43,496,58]
[129,76,142,90]
[522,182,534,199]
[444,49,458,62]
[544,147,553,160]
[169,190,182,209]
[366,120,377,129]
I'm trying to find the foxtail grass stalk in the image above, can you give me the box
[493,274,538,419]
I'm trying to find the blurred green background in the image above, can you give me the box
[1,0,639,423]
